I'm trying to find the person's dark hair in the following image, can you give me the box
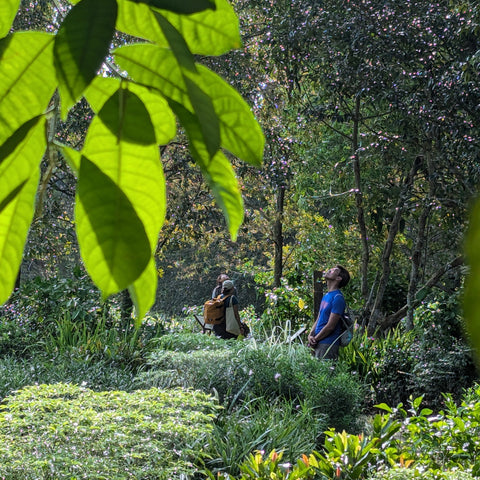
[336,265,350,288]
[216,274,229,285]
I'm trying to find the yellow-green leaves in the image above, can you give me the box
[78,87,166,312]
[131,0,215,14]
[0,0,21,38]
[0,0,264,318]
[0,32,56,143]
[116,0,241,55]
[465,198,480,366]
[54,0,117,118]
[0,170,40,305]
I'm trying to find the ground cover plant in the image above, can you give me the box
[136,334,364,432]
[218,386,480,479]
[0,383,219,479]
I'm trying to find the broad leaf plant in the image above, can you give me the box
[0,0,264,321]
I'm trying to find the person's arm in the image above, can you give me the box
[308,318,319,346]
[313,313,341,343]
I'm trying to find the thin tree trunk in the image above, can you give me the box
[368,157,421,333]
[352,96,370,301]
[273,186,285,288]
[383,255,463,329]
[406,204,429,330]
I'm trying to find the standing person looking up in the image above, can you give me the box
[212,274,230,299]
[213,280,244,339]
[308,265,350,360]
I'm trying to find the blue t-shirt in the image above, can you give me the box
[314,290,345,344]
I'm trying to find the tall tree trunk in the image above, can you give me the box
[273,186,285,288]
[352,96,370,301]
[384,255,463,329]
[369,157,421,333]
[406,151,436,330]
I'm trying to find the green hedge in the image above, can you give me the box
[0,383,219,479]
[369,468,476,480]
[137,336,364,432]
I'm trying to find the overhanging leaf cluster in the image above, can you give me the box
[0,0,264,319]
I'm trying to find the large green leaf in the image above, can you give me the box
[84,77,176,144]
[130,0,215,14]
[0,116,46,207]
[128,259,158,324]
[0,169,39,304]
[465,198,480,365]
[172,101,243,239]
[54,0,117,118]
[114,44,219,157]
[0,0,20,38]
[0,32,55,143]
[82,89,166,249]
[196,65,264,166]
[116,0,241,55]
[75,157,151,298]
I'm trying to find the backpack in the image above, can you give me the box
[204,295,232,325]
[338,309,354,347]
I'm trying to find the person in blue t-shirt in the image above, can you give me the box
[308,265,350,360]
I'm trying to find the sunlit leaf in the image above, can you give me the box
[0,0,21,38]
[130,0,215,14]
[153,12,196,72]
[197,65,264,166]
[129,259,158,324]
[75,157,151,297]
[114,44,189,108]
[116,0,241,55]
[0,170,39,304]
[84,77,176,144]
[114,44,219,157]
[0,32,55,143]
[464,198,480,365]
[54,0,117,118]
[172,101,243,239]
[0,116,46,207]
[82,88,166,249]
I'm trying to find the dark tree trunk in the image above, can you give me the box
[273,186,285,288]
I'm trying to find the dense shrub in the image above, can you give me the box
[0,353,137,400]
[204,397,326,477]
[0,383,219,479]
[137,336,364,432]
[343,292,477,410]
[370,470,476,480]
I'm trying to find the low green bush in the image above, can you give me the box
[369,468,476,480]
[0,353,137,400]
[137,338,364,432]
[0,383,219,479]
[204,397,326,477]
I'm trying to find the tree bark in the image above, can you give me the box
[368,156,421,333]
[382,255,463,330]
[273,186,285,288]
[352,96,370,301]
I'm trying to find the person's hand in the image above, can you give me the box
[308,334,317,347]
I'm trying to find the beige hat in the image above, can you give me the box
[222,280,234,290]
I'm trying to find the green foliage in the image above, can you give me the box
[0,275,164,360]
[0,0,264,318]
[341,296,476,410]
[385,389,480,475]
[0,354,137,400]
[204,397,326,477]
[137,338,364,431]
[222,388,480,480]
[0,383,219,479]
[258,280,311,333]
[370,469,476,480]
